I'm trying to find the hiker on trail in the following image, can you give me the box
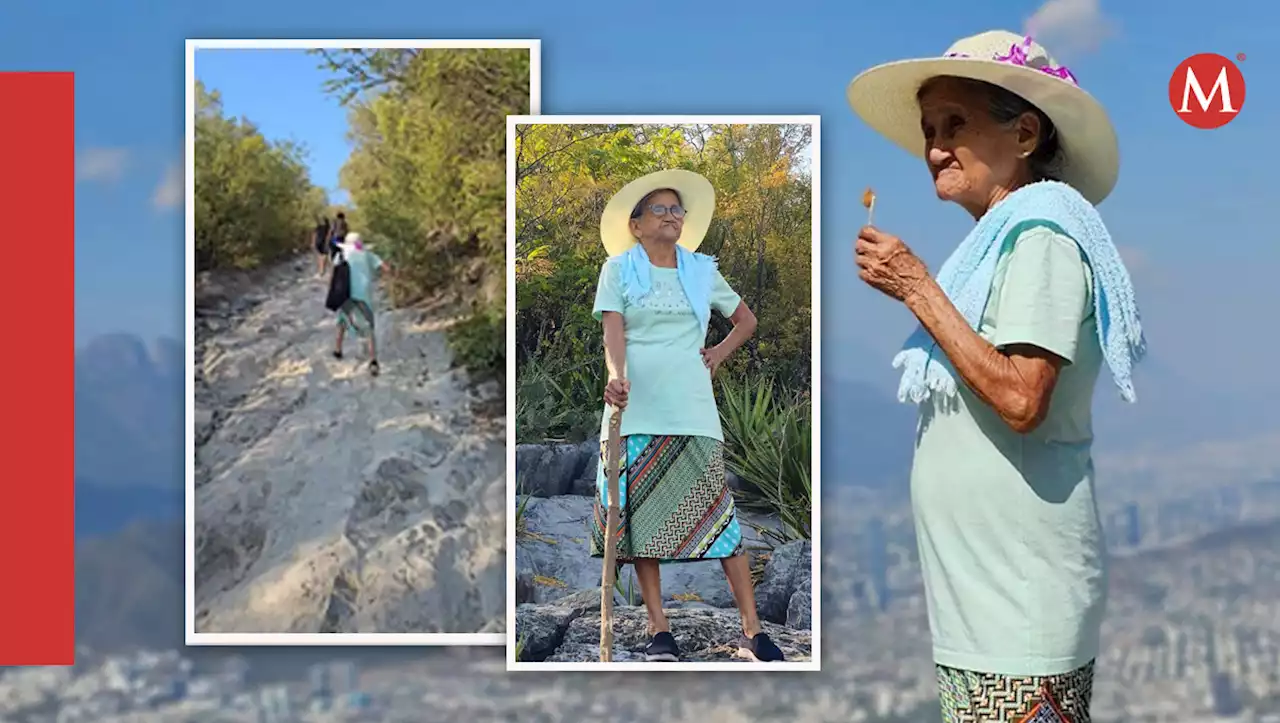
[589,169,785,664]
[846,30,1146,721]
[331,232,391,377]
[312,217,332,276]
[330,212,350,251]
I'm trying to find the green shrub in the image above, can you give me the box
[719,376,812,545]
[515,354,602,444]
[448,305,505,383]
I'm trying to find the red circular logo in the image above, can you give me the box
[1169,53,1246,129]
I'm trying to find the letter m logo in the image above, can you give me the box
[1169,53,1246,129]
[1178,66,1237,113]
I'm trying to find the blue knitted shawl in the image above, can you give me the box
[616,243,718,331]
[894,180,1147,404]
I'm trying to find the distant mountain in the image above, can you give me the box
[75,332,185,537]
[75,520,184,651]
[76,478,183,537]
[1092,351,1270,455]
[820,375,916,492]
[75,333,183,490]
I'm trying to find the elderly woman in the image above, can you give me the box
[588,169,785,663]
[847,31,1146,721]
[331,232,391,376]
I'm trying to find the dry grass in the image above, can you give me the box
[533,574,567,589]
[750,550,772,586]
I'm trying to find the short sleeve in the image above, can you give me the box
[709,269,743,317]
[990,227,1091,364]
[592,259,626,321]
[369,252,385,271]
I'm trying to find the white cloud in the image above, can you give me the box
[152,163,183,210]
[75,147,129,184]
[1024,0,1116,57]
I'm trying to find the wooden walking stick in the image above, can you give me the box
[599,378,624,662]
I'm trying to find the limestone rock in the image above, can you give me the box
[192,257,506,634]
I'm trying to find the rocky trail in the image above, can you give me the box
[192,256,506,635]
[514,444,814,662]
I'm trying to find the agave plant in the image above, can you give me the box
[718,376,812,545]
[515,355,602,443]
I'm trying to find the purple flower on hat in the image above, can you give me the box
[994,36,1031,66]
[943,35,1079,86]
[1041,65,1079,84]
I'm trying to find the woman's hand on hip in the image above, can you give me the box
[854,225,931,302]
[700,346,728,376]
[604,378,630,410]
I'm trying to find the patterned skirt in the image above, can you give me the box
[589,434,743,562]
[337,299,375,338]
[936,660,1095,722]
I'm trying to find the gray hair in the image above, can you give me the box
[630,188,685,219]
[918,76,1063,183]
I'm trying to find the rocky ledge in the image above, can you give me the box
[514,474,813,663]
[517,589,812,663]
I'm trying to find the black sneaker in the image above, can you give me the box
[644,631,680,662]
[737,632,785,662]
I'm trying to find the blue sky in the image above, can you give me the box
[12,0,1272,400]
[194,49,352,207]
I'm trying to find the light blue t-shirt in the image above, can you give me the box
[592,256,742,442]
[910,225,1106,676]
[345,249,384,309]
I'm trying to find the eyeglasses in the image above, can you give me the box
[641,203,686,219]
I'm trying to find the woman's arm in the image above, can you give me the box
[905,279,1061,433]
[601,311,627,380]
[714,301,758,357]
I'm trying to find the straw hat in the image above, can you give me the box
[599,169,716,257]
[339,232,365,254]
[846,30,1119,205]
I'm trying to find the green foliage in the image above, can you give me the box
[448,304,505,384]
[613,567,638,606]
[515,355,601,443]
[719,376,812,545]
[514,494,530,537]
[316,48,530,380]
[193,81,327,271]
[514,123,814,446]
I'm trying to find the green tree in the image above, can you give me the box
[316,48,530,380]
[192,81,326,272]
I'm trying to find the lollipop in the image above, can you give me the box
[862,187,876,225]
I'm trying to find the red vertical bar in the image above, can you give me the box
[0,72,75,665]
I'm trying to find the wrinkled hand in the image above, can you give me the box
[854,226,931,302]
[700,346,728,376]
[604,378,630,410]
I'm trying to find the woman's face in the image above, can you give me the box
[629,189,685,245]
[917,78,1038,214]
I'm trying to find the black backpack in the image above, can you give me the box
[325,253,351,311]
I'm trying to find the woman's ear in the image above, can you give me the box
[1016,112,1042,158]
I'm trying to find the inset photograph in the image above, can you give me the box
[186,39,538,645]
[506,116,820,670]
